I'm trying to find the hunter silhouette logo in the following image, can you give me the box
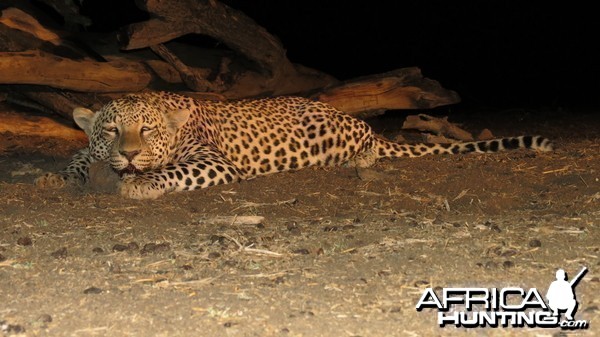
[415,267,589,329]
[546,267,587,321]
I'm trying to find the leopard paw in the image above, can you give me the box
[118,175,166,200]
[34,173,67,189]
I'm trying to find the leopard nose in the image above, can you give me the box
[120,150,141,161]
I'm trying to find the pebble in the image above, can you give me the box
[528,239,542,248]
[141,242,171,254]
[503,260,515,268]
[83,287,102,294]
[50,247,67,259]
[17,237,32,246]
[293,248,310,255]
[112,244,129,252]
[37,314,52,323]
[92,247,104,253]
[484,261,498,269]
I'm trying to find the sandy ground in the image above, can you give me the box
[0,105,599,336]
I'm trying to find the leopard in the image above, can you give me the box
[35,91,553,199]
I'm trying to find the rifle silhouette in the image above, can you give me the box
[569,267,588,287]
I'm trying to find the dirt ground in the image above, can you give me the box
[0,104,598,337]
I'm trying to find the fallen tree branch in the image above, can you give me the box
[402,114,473,141]
[0,50,152,92]
[311,67,460,116]
[150,44,213,91]
[120,0,293,79]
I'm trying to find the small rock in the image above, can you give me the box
[209,235,227,244]
[503,260,515,268]
[288,228,301,236]
[37,314,52,323]
[92,247,104,253]
[141,242,171,254]
[500,249,518,257]
[286,222,302,236]
[127,242,140,250]
[477,128,495,140]
[181,264,193,270]
[17,237,32,246]
[484,261,498,269]
[223,322,236,328]
[112,244,129,252]
[51,247,67,259]
[208,252,221,259]
[280,327,290,333]
[528,239,542,248]
[293,248,310,255]
[83,287,102,294]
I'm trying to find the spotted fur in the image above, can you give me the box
[35,92,553,199]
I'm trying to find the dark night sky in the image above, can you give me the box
[81,1,599,110]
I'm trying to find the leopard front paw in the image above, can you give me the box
[35,173,68,188]
[118,175,166,200]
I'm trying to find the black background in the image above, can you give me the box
[79,1,600,111]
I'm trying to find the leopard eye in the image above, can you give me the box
[104,126,118,134]
[141,126,154,133]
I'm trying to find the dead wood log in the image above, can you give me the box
[402,114,473,141]
[0,50,152,92]
[0,110,86,141]
[0,7,62,46]
[149,44,213,91]
[310,67,460,117]
[0,7,84,59]
[120,0,294,80]
[1,85,112,120]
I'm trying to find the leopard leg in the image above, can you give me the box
[119,147,242,199]
[35,148,94,188]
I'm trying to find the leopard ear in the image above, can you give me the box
[73,107,96,135]
[165,109,190,131]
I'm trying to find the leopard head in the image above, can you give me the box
[73,95,190,176]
